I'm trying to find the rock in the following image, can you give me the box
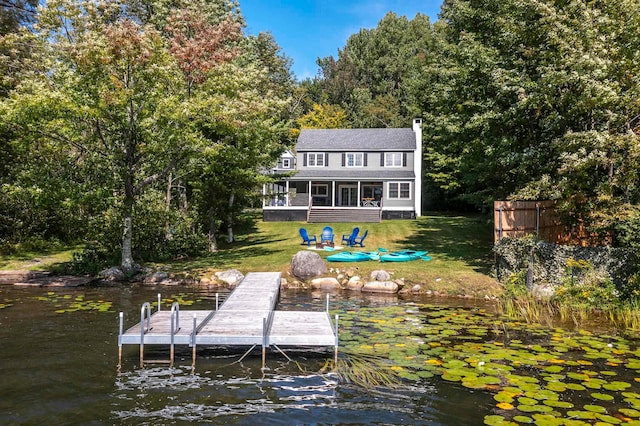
[99,266,125,282]
[143,271,169,284]
[370,270,391,281]
[310,277,340,290]
[346,276,363,291]
[411,284,422,293]
[215,269,244,287]
[362,281,399,294]
[531,282,556,298]
[291,251,327,280]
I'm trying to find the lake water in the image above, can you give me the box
[0,285,494,425]
[5,284,639,425]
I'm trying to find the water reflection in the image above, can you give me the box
[1,285,494,425]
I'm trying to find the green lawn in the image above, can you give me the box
[1,214,503,297]
[175,214,502,297]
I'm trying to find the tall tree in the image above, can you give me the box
[419,0,640,242]
[1,0,241,271]
[317,12,434,128]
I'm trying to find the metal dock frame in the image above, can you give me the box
[118,272,339,369]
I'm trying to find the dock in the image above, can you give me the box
[118,272,338,367]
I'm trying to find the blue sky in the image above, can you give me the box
[240,1,443,80]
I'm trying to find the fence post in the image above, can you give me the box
[498,206,503,240]
[536,203,540,240]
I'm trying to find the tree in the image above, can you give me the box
[419,0,640,242]
[317,12,434,128]
[1,0,241,271]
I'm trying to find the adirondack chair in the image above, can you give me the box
[299,228,317,246]
[352,229,368,247]
[341,227,360,247]
[320,226,334,243]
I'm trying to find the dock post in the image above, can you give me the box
[334,314,339,366]
[191,313,197,369]
[140,302,151,368]
[157,293,161,311]
[118,312,123,367]
[326,294,330,312]
[262,317,267,369]
[216,293,219,310]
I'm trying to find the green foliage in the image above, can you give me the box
[554,259,619,310]
[67,243,114,275]
[316,12,433,127]
[501,270,529,299]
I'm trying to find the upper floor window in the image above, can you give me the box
[307,153,325,167]
[346,153,364,167]
[282,158,291,168]
[388,182,411,200]
[384,152,405,167]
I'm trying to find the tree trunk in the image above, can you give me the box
[121,195,135,273]
[165,172,173,239]
[227,191,235,243]
[208,209,218,252]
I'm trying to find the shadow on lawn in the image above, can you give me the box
[399,215,495,274]
[174,233,290,272]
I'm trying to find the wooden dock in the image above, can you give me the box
[118,272,338,367]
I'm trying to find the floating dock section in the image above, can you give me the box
[118,272,338,367]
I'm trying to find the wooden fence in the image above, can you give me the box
[494,200,567,244]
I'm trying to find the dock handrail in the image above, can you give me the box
[170,302,180,332]
[140,302,152,336]
[139,302,152,367]
[169,302,180,367]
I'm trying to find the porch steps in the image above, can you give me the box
[308,208,381,223]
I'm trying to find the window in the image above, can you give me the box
[345,152,364,167]
[311,184,328,196]
[384,152,403,167]
[307,153,325,167]
[387,182,411,200]
[282,158,291,168]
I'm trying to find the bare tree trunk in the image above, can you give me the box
[208,209,218,252]
[165,172,173,239]
[121,194,135,274]
[178,178,188,212]
[227,191,235,243]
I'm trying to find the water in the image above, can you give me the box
[0,285,494,425]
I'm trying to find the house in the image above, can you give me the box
[262,118,423,222]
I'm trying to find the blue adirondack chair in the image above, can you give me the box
[341,227,360,247]
[299,228,317,246]
[352,229,368,247]
[320,226,334,243]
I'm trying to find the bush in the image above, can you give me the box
[553,258,619,310]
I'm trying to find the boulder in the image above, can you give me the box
[99,267,125,282]
[346,276,363,291]
[215,269,245,286]
[370,270,391,281]
[411,284,422,293]
[362,281,399,294]
[143,271,169,284]
[310,277,340,290]
[291,251,327,280]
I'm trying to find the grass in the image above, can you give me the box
[167,213,502,297]
[0,246,81,271]
[0,214,503,297]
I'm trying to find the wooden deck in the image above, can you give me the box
[118,272,338,366]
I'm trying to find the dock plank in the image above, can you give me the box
[269,311,336,346]
[119,271,337,353]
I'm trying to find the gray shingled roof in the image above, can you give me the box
[297,128,416,151]
[290,169,415,180]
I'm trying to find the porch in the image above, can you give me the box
[263,180,383,209]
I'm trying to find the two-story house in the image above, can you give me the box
[263,118,422,222]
